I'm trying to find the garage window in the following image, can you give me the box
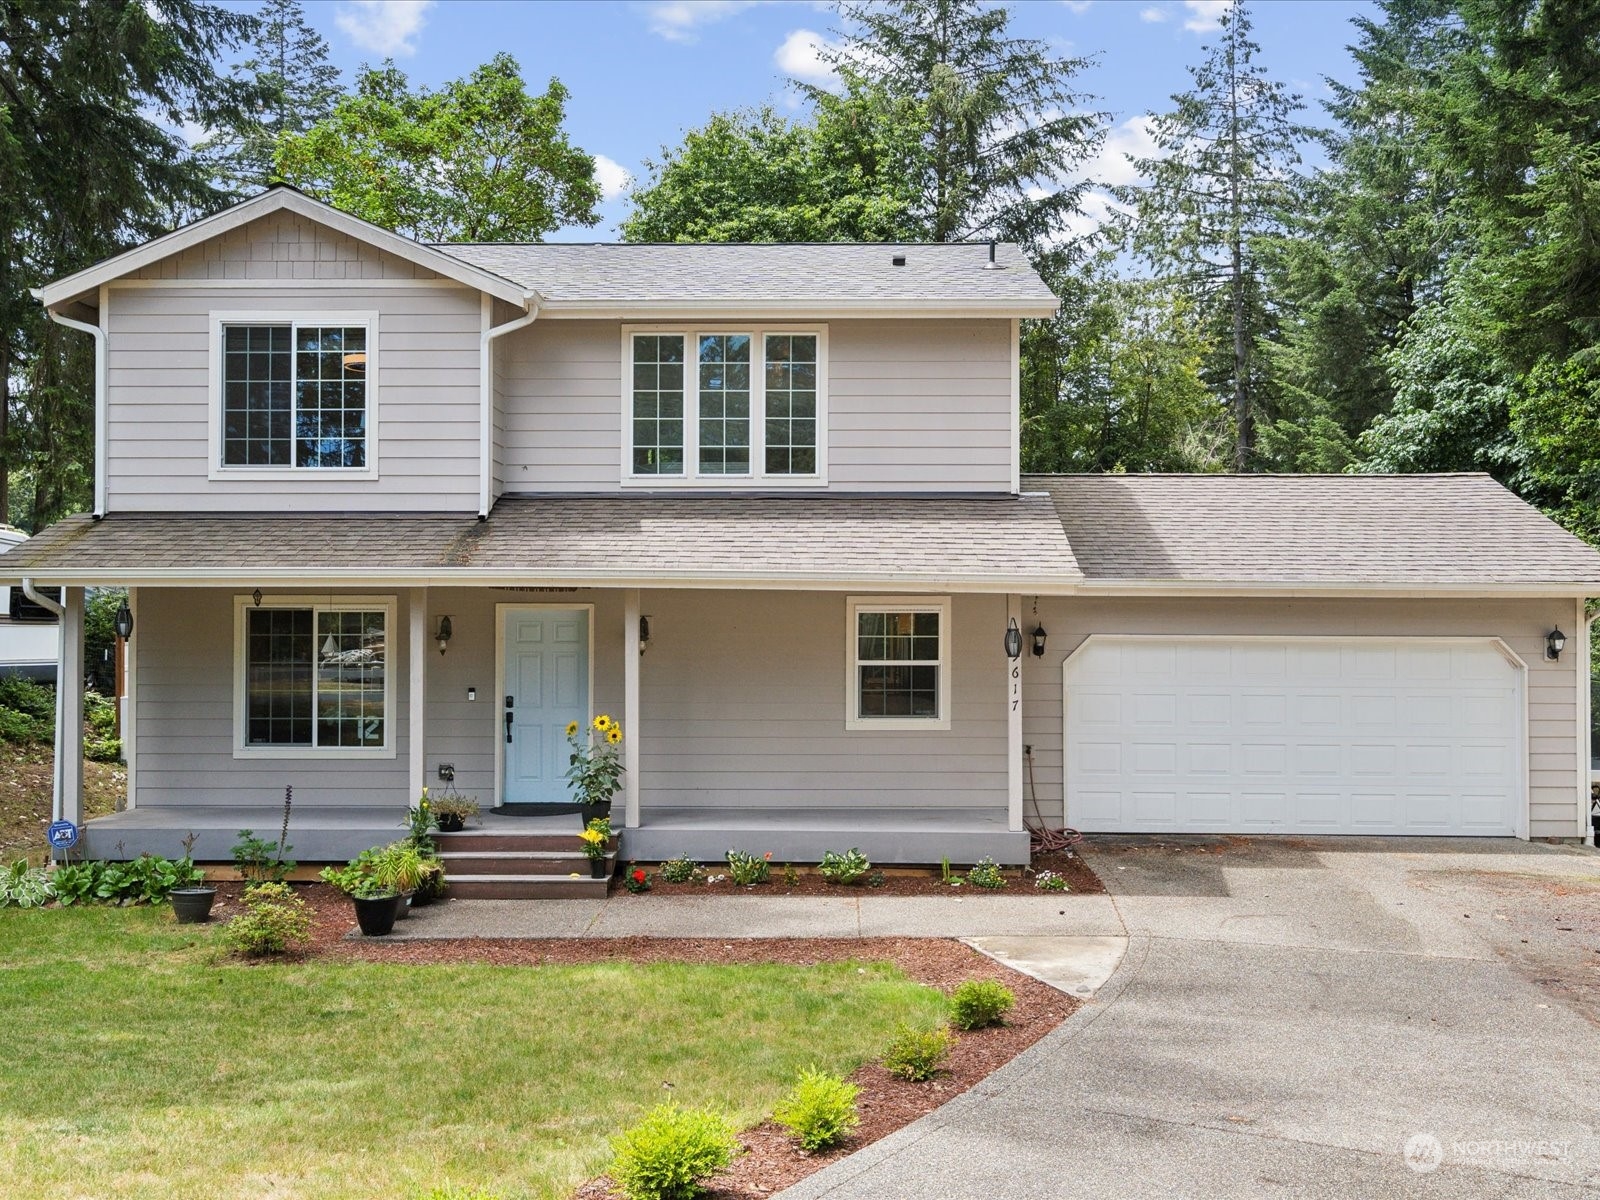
[847,596,950,731]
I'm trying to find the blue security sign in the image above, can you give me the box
[46,820,79,851]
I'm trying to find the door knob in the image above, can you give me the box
[504,709,514,744]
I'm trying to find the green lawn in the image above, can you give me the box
[0,907,947,1200]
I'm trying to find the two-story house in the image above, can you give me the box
[9,186,1600,875]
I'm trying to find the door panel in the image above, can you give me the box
[503,608,589,805]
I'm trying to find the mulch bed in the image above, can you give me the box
[210,881,1079,1198]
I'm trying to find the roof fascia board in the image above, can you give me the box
[37,190,531,309]
[534,299,1061,320]
[1074,579,1600,598]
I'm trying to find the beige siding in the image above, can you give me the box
[637,590,1008,809]
[495,318,1015,494]
[106,214,482,512]
[134,587,412,808]
[1019,597,1585,839]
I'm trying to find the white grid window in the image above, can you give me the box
[221,322,368,468]
[846,597,951,731]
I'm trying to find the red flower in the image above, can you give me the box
[632,868,647,883]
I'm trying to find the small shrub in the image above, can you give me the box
[964,857,1006,890]
[609,1102,738,1200]
[817,847,870,885]
[49,861,101,905]
[230,829,294,886]
[659,857,697,884]
[772,1069,860,1152]
[1033,870,1069,892]
[881,1024,953,1082]
[0,676,55,744]
[865,871,887,888]
[223,882,312,957]
[0,860,53,908]
[949,979,1015,1030]
[780,862,800,888]
[625,865,651,894]
[725,849,770,886]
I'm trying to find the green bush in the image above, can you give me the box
[817,847,870,885]
[609,1102,738,1200]
[724,849,770,886]
[659,857,697,884]
[964,857,1006,890]
[0,676,54,744]
[949,979,1015,1030]
[0,859,53,907]
[49,862,101,905]
[223,882,312,957]
[881,1024,953,1082]
[772,1069,860,1152]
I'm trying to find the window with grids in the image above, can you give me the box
[222,322,367,468]
[244,606,387,749]
[698,334,751,474]
[853,606,944,721]
[764,334,818,474]
[631,334,686,475]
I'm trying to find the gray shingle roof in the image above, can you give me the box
[434,241,1058,310]
[0,494,1081,587]
[1026,472,1600,587]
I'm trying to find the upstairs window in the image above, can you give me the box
[625,328,826,484]
[214,314,375,473]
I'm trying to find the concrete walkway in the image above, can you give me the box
[775,838,1600,1199]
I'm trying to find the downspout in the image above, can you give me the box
[41,305,107,519]
[22,579,65,822]
[479,292,542,520]
[1587,610,1598,846]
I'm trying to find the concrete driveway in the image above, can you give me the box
[778,838,1600,1198]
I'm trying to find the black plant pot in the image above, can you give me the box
[353,893,401,937]
[589,857,609,880]
[397,889,417,918]
[435,813,466,833]
[170,887,217,924]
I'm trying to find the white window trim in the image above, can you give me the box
[232,593,398,760]
[845,595,952,731]
[208,310,381,481]
[619,323,829,487]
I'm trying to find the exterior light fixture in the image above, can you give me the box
[1031,624,1047,657]
[1004,617,1022,659]
[113,600,133,640]
[342,351,367,373]
[639,615,651,655]
[436,615,453,655]
[251,588,263,607]
[1547,627,1566,660]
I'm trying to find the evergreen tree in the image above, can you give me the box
[199,0,340,189]
[1119,2,1306,470]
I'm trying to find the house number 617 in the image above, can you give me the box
[1011,661,1020,711]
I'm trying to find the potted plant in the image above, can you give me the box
[375,840,426,914]
[565,714,625,826]
[411,857,446,906]
[169,833,216,924]
[579,816,611,879]
[320,850,404,936]
[431,794,479,833]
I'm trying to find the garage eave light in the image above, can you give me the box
[1546,627,1566,660]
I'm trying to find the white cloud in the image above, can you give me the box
[774,28,840,87]
[643,1,755,43]
[1095,116,1162,189]
[593,155,632,202]
[1061,1,1092,12]
[335,0,433,56]
[1182,0,1232,33]
[1139,7,1169,23]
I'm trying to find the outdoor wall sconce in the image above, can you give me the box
[251,588,263,607]
[113,600,133,640]
[1547,627,1566,661]
[639,615,651,655]
[1031,624,1047,657]
[436,616,453,656]
[1004,617,1022,659]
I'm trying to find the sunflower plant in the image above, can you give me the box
[565,713,625,809]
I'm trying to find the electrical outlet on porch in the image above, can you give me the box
[437,763,455,782]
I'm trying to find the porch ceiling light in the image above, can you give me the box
[1546,627,1566,661]
[436,615,453,656]
[113,599,133,640]
[342,351,367,373]
[1031,624,1047,657]
[1004,617,1022,660]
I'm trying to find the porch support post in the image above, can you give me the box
[624,588,641,829]
[58,586,86,829]
[409,587,426,805]
[1007,593,1023,833]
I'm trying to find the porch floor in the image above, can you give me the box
[80,806,410,862]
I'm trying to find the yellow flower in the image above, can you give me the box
[578,828,606,846]
[606,727,622,745]
[593,714,613,732]
[565,720,579,737]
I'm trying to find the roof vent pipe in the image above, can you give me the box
[983,238,1002,270]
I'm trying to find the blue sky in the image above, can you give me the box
[290,0,1376,239]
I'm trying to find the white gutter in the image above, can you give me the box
[41,305,107,518]
[21,579,65,823]
[479,292,542,519]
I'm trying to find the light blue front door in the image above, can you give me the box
[502,608,589,805]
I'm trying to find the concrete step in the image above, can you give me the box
[446,872,613,900]
[439,849,608,875]
[434,830,617,854]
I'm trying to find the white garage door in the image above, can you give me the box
[1063,637,1524,836]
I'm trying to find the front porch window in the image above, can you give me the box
[846,596,951,731]
[234,596,396,757]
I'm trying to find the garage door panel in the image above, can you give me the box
[1065,637,1522,837]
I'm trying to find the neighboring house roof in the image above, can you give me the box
[1026,472,1600,591]
[0,495,1083,591]
[35,187,532,310]
[437,242,1060,317]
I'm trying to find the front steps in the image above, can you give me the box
[436,826,616,899]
